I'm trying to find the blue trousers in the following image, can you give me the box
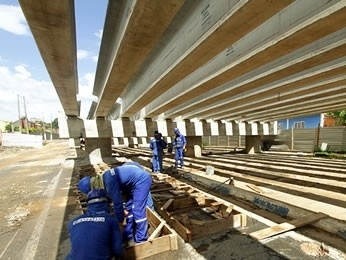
[123,177,152,243]
[152,155,160,172]
[175,148,184,167]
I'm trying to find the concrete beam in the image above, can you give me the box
[92,0,186,118]
[19,0,79,116]
[119,0,294,118]
[144,1,345,120]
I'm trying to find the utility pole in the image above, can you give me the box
[17,94,22,133]
[23,96,29,134]
[50,114,53,140]
[42,113,46,141]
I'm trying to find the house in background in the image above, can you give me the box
[277,114,335,130]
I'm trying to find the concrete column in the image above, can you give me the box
[218,121,226,136]
[244,135,261,154]
[122,117,136,137]
[185,136,202,157]
[85,137,112,157]
[145,118,157,137]
[185,119,195,136]
[201,120,211,136]
[129,137,139,148]
[166,119,176,136]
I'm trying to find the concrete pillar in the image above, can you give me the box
[201,120,211,136]
[129,137,139,148]
[185,136,202,157]
[218,120,226,136]
[244,135,261,154]
[85,137,112,157]
[145,118,157,137]
[166,119,176,137]
[184,119,195,136]
[122,117,136,137]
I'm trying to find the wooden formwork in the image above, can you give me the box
[151,174,247,242]
[125,208,178,259]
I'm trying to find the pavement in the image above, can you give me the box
[0,140,345,260]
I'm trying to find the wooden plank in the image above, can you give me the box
[249,212,328,240]
[161,198,174,210]
[148,221,166,241]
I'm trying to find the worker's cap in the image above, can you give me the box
[122,161,143,169]
[174,127,180,134]
[78,176,91,194]
[154,130,159,134]
[87,189,109,204]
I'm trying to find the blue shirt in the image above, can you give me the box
[67,203,123,259]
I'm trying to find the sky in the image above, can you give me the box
[0,0,108,122]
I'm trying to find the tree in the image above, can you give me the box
[52,118,59,129]
[326,110,346,126]
[5,122,12,132]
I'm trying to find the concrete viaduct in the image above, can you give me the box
[18,0,346,153]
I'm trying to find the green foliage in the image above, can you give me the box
[326,109,346,125]
[29,127,42,134]
[52,118,59,129]
[5,123,12,132]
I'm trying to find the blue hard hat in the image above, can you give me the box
[174,127,180,134]
[87,189,108,204]
[123,161,143,169]
[78,176,91,194]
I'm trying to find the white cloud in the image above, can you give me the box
[0,64,63,122]
[14,65,31,80]
[95,29,103,39]
[77,49,90,60]
[77,72,98,119]
[0,5,30,35]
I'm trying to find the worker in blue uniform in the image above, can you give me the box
[172,127,187,168]
[78,161,152,244]
[158,132,167,172]
[66,189,123,260]
[150,130,167,173]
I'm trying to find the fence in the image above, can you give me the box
[278,126,346,152]
[201,126,346,153]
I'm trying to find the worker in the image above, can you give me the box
[150,130,167,173]
[66,189,123,260]
[172,127,187,168]
[78,162,152,245]
[158,132,167,172]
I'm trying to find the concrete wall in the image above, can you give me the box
[2,133,43,148]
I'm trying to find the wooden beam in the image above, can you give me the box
[148,221,166,241]
[161,198,174,210]
[249,212,328,240]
